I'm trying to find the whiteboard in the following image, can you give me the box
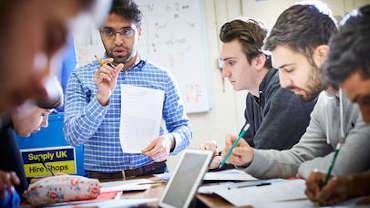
[73,0,211,113]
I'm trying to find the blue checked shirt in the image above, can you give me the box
[63,57,192,172]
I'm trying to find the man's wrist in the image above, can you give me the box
[96,93,109,106]
[236,151,254,169]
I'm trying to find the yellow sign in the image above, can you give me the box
[21,147,77,178]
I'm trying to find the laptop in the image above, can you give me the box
[159,149,213,208]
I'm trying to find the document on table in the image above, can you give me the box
[101,178,158,192]
[214,179,307,207]
[45,198,157,208]
[198,178,285,194]
[203,169,257,181]
[120,85,164,153]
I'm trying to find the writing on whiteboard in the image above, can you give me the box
[185,83,203,105]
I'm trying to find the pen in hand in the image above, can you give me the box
[322,143,342,187]
[40,157,55,176]
[220,124,250,167]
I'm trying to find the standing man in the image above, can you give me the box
[221,1,370,179]
[64,0,191,179]
[305,5,370,206]
[201,19,316,169]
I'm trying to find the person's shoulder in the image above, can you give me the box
[263,69,281,96]
[143,61,169,74]
[142,61,175,82]
[309,91,330,117]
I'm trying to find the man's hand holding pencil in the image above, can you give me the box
[94,56,123,106]
[221,134,254,167]
[221,124,253,168]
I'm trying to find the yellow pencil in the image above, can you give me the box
[94,55,104,65]
[94,55,115,69]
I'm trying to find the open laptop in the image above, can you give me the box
[159,149,213,208]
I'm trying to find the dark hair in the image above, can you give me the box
[110,0,142,27]
[264,1,337,65]
[320,5,370,88]
[220,19,272,69]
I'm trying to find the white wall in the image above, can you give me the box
[166,0,370,171]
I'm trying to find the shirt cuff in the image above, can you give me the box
[242,149,268,177]
[169,132,181,155]
[85,96,109,124]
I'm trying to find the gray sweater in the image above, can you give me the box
[242,90,370,179]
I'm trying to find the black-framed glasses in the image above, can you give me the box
[100,27,135,39]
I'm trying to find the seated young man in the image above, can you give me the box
[221,1,370,179]
[305,5,370,206]
[201,18,316,169]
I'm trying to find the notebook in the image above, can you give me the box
[159,149,213,208]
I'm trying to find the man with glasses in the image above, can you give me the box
[64,0,191,179]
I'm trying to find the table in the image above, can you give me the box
[100,176,238,208]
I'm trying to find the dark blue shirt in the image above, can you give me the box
[241,68,316,150]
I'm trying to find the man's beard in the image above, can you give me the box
[288,65,323,102]
[106,47,133,64]
[300,66,323,101]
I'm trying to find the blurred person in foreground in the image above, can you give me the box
[0,0,112,207]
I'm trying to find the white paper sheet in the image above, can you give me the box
[203,169,257,181]
[214,179,307,207]
[154,172,171,181]
[120,85,164,153]
[45,198,157,208]
[240,197,367,208]
[198,178,285,194]
[100,179,154,192]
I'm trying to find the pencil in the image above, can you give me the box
[322,143,342,187]
[40,157,55,176]
[94,55,104,65]
[94,55,115,69]
[220,124,250,167]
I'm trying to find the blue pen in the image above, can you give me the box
[220,124,250,167]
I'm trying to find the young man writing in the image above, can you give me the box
[201,19,316,169]
[221,1,370,179]
[305,5,370,206]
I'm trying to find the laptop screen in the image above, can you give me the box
[159,149,212,208]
